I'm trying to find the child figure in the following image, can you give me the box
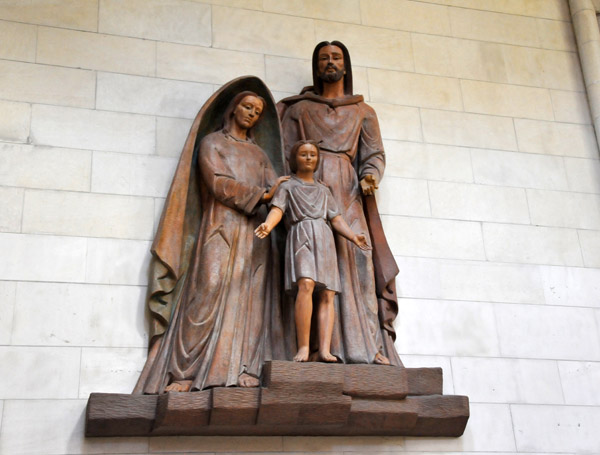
[255,140,371,362]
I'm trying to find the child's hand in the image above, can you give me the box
[263,176,291,201]
[255,223,271,239]
[353,234,372,250]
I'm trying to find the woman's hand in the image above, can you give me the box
[262,176,290,202]
[353,234,372,250]
[254,223,271,239]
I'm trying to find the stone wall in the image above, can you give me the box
[1,0,600,454]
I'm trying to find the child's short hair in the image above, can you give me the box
[289,140,321,173]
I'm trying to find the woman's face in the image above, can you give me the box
[296,143,319,173]
[233,95,264,130]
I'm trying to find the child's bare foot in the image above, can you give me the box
[319,351,338,363]
[238,373,259,387]
[164,380,192,392]
[374,352,391,365]
[294,346,309,362]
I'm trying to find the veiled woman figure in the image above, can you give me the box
[134,77,288,394]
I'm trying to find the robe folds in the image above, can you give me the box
[134,77,288,394]
[279,91,402,366]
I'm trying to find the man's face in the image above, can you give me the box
[317,45,345,83]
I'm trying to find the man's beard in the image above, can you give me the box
[319,65,344,83]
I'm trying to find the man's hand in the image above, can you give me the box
[360,174,378,196]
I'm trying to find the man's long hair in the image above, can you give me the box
[311,40,353,96]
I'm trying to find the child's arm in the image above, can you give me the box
[330,215,372,250]
[255,207,284,238]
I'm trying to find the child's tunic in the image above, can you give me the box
[271,176,342,293]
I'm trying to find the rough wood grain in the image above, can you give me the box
[85,363,469,437]
[405,367,443,395]
[343,364,408,399]
[153,389,211,433]
[85,393,157,437]
[211,387,260,425]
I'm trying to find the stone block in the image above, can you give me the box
[314,21,413,72]
[495,303,600,360]
[0,60,95,108]
[536,18,577,52]
[79,348,147,397]
[538,50,585,91]
[0,399,148,455]
[502,45,543,87]
[263,0,361,23]
[472,149,569,190]
[404,403,515,452]
[395,299,499,357]
[37,27,156,77]
[579,229,600,267]
[0,143,92,191]
[0,0,98,31]
[426,0,569,20]
[452,357,563,404]
[96,72,213,119]
[376,177,430,217]
[450,7,539,47]
[384,141,473,183]
[22,190,155,240]
[411,33,454,77]
[0,233,86,282]
[265,56,311,94]
[370,69,462,111]
[527,189,600,230]
[99,0,211,45]
[213,6,314,58]
[558,361,600,405]
[85,238,152,286]
[204,0,262,8]
[31,104,155,155]
[511,404,600,453]
[421,109,517,151]
[551,90,593,125]
[149,435,283,452]
[0,281,16,345]
[382,216,486,261]
[359,0,451,34]
[515,119,598,159]
[461,80,553,121]
[156,116,193,158]
[0,19,36,62]
[0,186,23,233]
[429,181,530,224]
[0,346,80,399]
[541,265,600,308]
[282,435,403,452]
[483,223,583,266]
[0,99,30,142]
[370,103,422,142]
[92,151,177,197]
[12,282,147,347]
[157,42,265,85]
[395,256,545,305]
[574,158,600,201]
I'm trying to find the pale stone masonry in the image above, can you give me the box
[1,0,600,453]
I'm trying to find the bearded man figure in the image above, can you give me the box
[278,41,402,366]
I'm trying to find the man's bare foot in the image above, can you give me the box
[294,346,309,362]
[238,373,259,387]
[164,380,192,392]
[318,351,338,362]
[374,352,391,365]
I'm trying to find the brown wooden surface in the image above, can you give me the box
[86,362,469,437]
